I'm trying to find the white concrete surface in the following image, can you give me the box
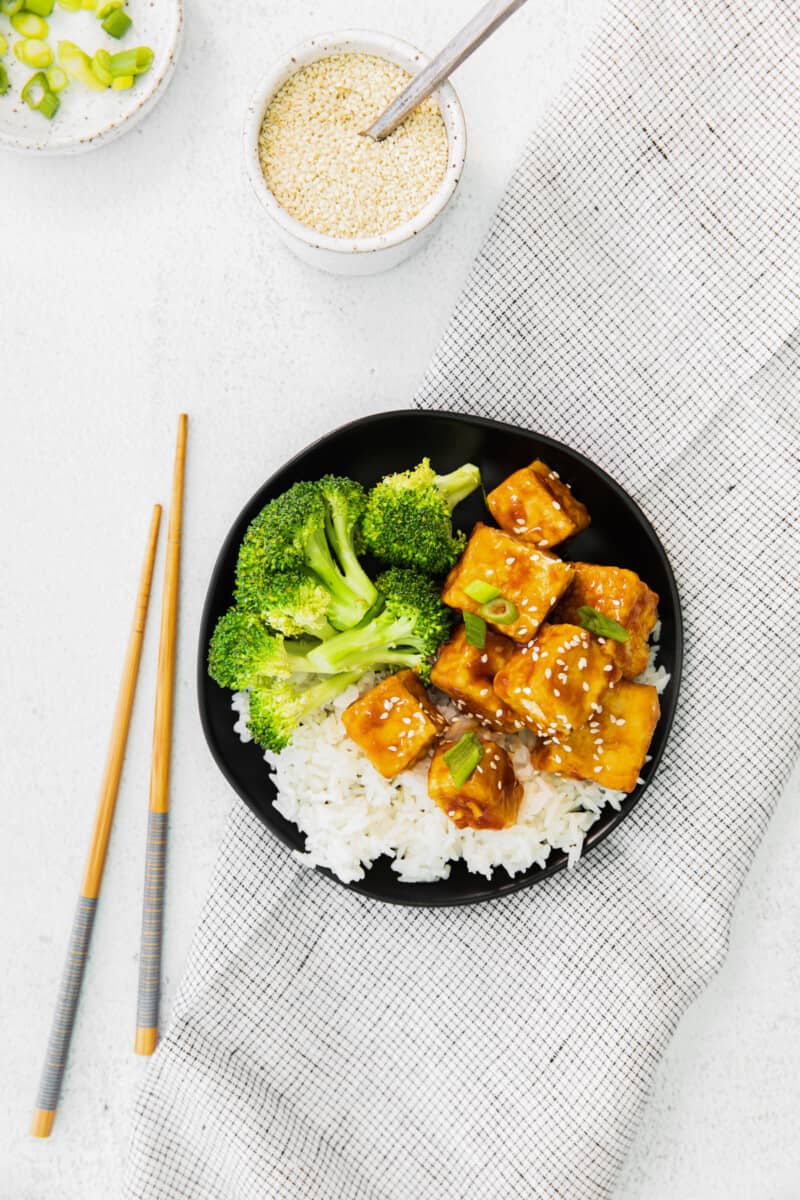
[1,2,797,1197]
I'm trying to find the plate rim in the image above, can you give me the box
[197,407,684,906]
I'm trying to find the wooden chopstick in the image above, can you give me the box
[134,414,188,1056]
[31,505,162,1139]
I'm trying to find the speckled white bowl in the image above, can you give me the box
[0,0,182,155]
[243,30,467,276]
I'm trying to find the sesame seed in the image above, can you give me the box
[582,682,590,692]
[258,54,449,239]
[552,500,562,510]
[578,657,587,670]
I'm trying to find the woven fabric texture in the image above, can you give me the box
[125,4,800,1197]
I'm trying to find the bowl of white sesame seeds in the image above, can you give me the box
[243,31,467,275]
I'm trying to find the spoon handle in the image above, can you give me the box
[364,0,529,140]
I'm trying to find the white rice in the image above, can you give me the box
[231,643,670,885]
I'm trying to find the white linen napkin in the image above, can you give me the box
[125,4,800,1197]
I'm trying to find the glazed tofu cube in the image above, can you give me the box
[442,523,574,643]
[553,563,659,678]
[494,623,620,737]
[428,733,522,830]
[487,460,590,549]
[342,669,446,779]
[430,625,524,732]
[530,680,660,793]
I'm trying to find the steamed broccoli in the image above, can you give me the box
[248,671,362,752]
[304,567,453,683]
[235,479,377,634]
[361,458,482,575]
[208,608,319,688]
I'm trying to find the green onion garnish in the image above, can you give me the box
[56,0,82,9]
[0,33,7,56]
[58,40,106,88]
[464,579,501,604]
[46,64,67,91]
[10,10,48,35]
[21,69,60,117]
[95,0,123,14]
[576,605,630,643]
[101,8,131,37]
[0,0,25,14]
[463,611,486,650]
[443,731,484,789]
[14,38,54,68]
[24,0,55,14]
[0,64,9,96]
[90,47,112,85]
[109,45,152,76]
[480,597,518,625]
[110,71,132,88]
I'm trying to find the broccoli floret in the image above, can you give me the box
[248,671,362,752]
[235,481,377,633]
[208,608,318,688]
[361,458,481,574]
[304,567,453,684]
[236,562,337,640]
[318,474,377,609]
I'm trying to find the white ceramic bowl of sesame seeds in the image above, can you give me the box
[243,30,467,275]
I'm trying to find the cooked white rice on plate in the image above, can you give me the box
[231,637,669,885]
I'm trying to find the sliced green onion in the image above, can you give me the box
[90,46,111,85]
[21,69,59,117]
[95,0,122,15]
[109,45,152,76]
[463,611,486,650]
[23,0,55,14]
[102,8,131,37]
[480,597,518,625]
[14,37,54,68]
[0,33,7,55]
[81,0,96,8]
[56,0,82,9]
[10,10,48,35]
[45,63,66,90]
[443,731,484,789]
[576,605,630,643]
[0,0,25,14]
[110,71,132,88]
[58,39,106,88]
[464,579,501,604]
[0,63,9,95]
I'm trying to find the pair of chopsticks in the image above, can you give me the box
[31,414,188,1139]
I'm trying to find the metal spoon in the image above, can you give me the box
[363,0,529,141]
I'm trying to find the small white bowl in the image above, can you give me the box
[243,30,467,276]
[0,0,183,156]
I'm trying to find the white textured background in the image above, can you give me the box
[2,2,798,1197]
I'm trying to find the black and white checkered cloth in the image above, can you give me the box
[125,4,800,1197]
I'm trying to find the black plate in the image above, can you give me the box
[198,410,682,906]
